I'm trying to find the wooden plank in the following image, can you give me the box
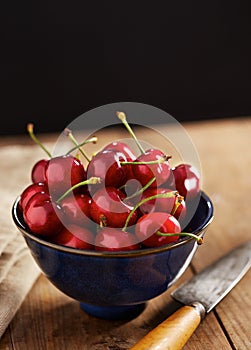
[214,270,251,350]
[0,328,13,350]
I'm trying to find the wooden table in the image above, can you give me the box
[1,117,251,349]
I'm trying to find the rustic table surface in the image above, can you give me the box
[1,117,251,350]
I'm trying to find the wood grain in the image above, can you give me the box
[1,117,251,349]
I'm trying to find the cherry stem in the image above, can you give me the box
[171,195,184,216]
[120,155,171,166]
[65,136,98,155]
[122,190,178,232]
[56,177,101,204]
[125,177,156,201]
[99,214,107,228]
[116,111,145,155]
[64,128,91,162]
[156,231,203,245]
[27,123,52,158]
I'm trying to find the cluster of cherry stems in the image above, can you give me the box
[18,112,201,251]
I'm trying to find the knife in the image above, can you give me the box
[131,240,251,350]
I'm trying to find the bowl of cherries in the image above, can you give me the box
[12,111,214,320]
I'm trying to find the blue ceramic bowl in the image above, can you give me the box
[12,191,213,320]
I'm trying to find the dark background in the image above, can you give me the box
[1,1,251,135]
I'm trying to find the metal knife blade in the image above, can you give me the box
[172,240,251,313]
[131,241,251,350]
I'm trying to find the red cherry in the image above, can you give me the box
[52,224,94,249]
[23,192,63,236]
[132,149,171,187]
[31,159,49,183]
[45,155,86,196]
[138,187,187,222]
[59,193,93,227]
[90,187,138,228]
[95,227,140,251]
[173,163,200,199]
[102,141,136,161]
[162,168,176,190]
[87,149,128,189]
[102,141,136,181]
[19,182,48,212]
[138,188,176,215]
[135,212,181,247]
[121,178,142,202]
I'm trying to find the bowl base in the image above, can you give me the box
[80,302,146,320]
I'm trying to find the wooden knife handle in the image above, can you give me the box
[130,302,205,350]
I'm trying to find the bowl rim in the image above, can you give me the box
[12,191,214,258]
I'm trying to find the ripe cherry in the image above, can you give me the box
[162,168,176,190]
[135,212,181,247]
[52,224,94,249]
[173,163,200,199]
[121,178,142,203]
[102,141,136,161]
[45,154,86,197]
[31,159,49,183]
[132,149,171,187]
[87,149,128,189]
[138,187,186,222]
[23,192,63,236]
[94,227,140,251]
[19,182,48,212]
[54,176,100,229]
[138,187,176,215]
[102,141,136,181]
[90,186,138,228]
[59,193,93,227]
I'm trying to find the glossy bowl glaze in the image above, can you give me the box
[12,191,213,320]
